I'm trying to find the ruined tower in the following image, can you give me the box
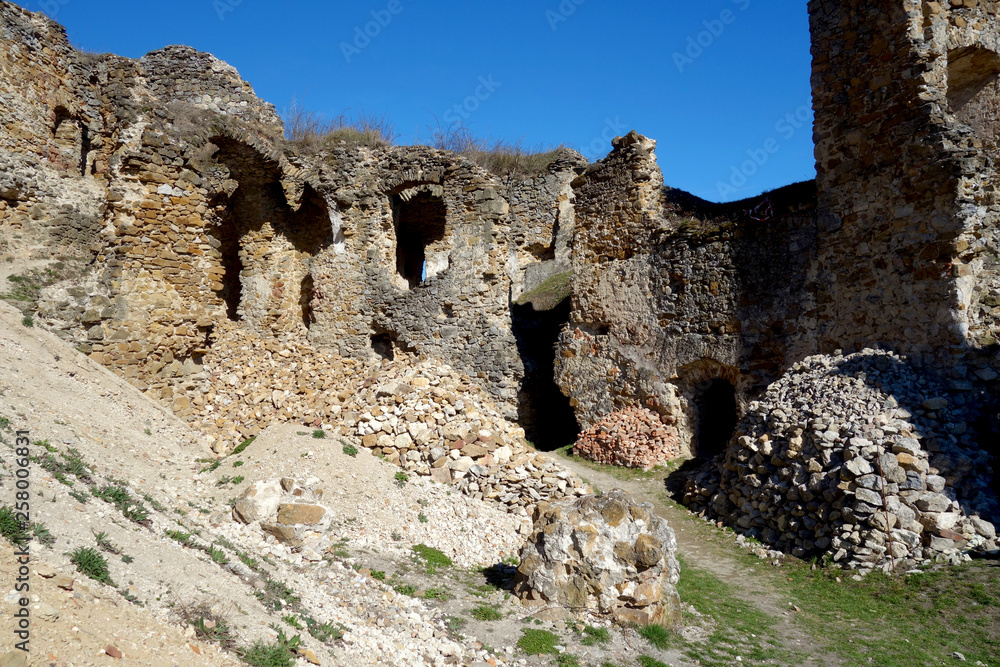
[810,0,1000,378]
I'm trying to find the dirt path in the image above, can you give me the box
[555,455,843,667]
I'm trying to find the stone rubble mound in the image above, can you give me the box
[189,322,592,516]
[190,320,367,451]
[572,406,681,470]
[684,349,998,572]
[339,361,594,513]
[514,489,682,626]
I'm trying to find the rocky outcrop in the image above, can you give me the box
[514,490,681,626]
[683,349,998,572]
[232,477,332,548]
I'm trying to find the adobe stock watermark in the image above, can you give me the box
[212,0,246,21]
[673,0,752,73]
[442,75,502,126]
[341,0,408,63]
[33,0,71,19]
[715,103,812,199]
[546,0,586,31]
[580,116,628,160]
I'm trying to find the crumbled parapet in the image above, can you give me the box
[513,489,681,626]
[573,406,681,470]
[683,348,998,573]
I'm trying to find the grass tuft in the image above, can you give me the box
[517,628,560,655]
[69,546,113,585]
[471,605,503,621]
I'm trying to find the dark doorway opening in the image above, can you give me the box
[693,378,738,458]
[393,191,446,288]
[511,296,579,450]
[371,333,395,361]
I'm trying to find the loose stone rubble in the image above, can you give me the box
[339,358,595,513]
[573,406,682,470]
[514,490,682,626]
[683,349,999,572]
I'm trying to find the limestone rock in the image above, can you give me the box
[232,480,282,524]
[276,503,327,526]
[514,489,681,626]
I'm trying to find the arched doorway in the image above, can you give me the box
[692,378,738,458]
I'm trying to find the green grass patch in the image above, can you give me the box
[553,444,682,482]
[423,586,450,600]
[515,271,573,311]
[517,628,560,655]
[240,630,301,667]
[312,429,326,439]
[776,559,1000,666]
[231,436,255,456]
[0,506,29,545]
[394,583,417,596]
[471,605,502,621]
[69,546,113,585]
[637,554,787,665]
[580,625,611,646]
[636,623,673,650]
[342,443,358,457]
[638,657,670,667]
[412,543,452,571]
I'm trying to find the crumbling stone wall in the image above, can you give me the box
[301,146,580,418]
[810,0,1000,380]
[556,132,818,455]
[0,1,581,422]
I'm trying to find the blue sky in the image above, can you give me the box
[23,0,815,202]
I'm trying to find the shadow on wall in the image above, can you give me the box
[832,353,999,525]
[511,296,579,450]
[209,137,332,329]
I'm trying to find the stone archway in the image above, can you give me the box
[674,359,745,459]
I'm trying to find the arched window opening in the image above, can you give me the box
[392,190,446,289]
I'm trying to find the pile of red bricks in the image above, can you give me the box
[573,406,682,470]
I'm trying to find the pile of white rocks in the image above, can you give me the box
[684,349,998,572]
[340,359,593,513]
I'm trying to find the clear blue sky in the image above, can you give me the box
[22,0,815,203]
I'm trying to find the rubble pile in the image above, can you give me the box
[187,320,365,452]
[183,322,591,515]
[572,406,681,470]
[339,361,593,513]
[683,349,998,572]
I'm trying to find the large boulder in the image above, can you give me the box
[513,489,681,626]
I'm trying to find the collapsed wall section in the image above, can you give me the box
[556,131,819,455]
[305,147,581,420]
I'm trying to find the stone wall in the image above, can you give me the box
[300,146,581,420]
[556,131,819,455]
[809,0,1000,381]
[0,1,583,426]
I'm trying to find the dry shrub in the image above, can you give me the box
[429,122,567,179]
[282,98,395,152]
